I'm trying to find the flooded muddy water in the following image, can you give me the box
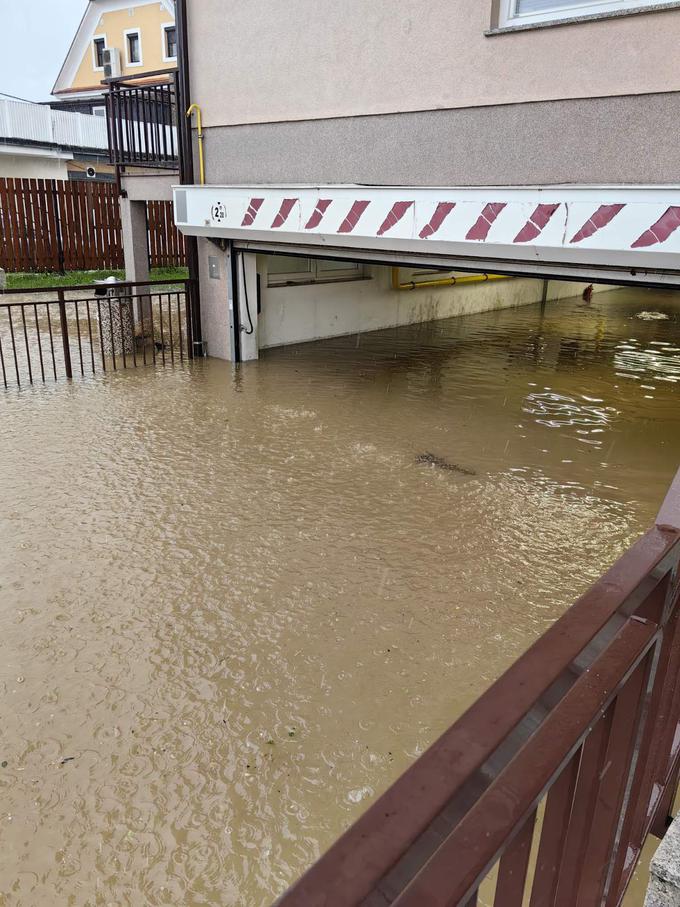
[1,287,679,905]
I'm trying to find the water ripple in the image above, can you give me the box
[0,287,679,904]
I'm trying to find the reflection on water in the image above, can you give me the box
[0,287,679,905]
[523,390,617,439]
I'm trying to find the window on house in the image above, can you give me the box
[93,37,106,69]
[268,256,365,286]
[126,30,141,65]
[163,25,177,59]
[92,106,107,117]
[501,0,673,26]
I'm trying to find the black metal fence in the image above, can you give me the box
[0,280,194,387]
[107,70,179,170]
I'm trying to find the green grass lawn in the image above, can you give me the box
[5,267,189,291]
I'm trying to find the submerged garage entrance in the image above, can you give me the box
[173,184,680,362]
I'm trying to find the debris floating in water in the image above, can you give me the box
[636,311,670,321]
[415,453,476,476]
[347,786,374,804]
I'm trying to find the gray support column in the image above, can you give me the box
[646,817,680,906]
[120,197,150,325]
[194,243,260,362]
[120,197,149,283]
[197,237,232,360]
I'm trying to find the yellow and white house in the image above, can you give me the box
[52,0,176,116]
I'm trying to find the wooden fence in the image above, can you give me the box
[0,177,185,273]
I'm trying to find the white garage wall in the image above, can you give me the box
[258,262,610,350]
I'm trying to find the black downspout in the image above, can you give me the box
[175,0,203,355]
[230,244,242,364]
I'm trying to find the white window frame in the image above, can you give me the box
[92,105,107,118]
[161,22,177,62]
[91,35,107,72]
[268,257,366,287]
[124,28,143,67]
[499,0,674,27]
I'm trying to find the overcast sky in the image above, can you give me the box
[0,0,88,102]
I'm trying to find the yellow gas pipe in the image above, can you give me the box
[186,104,205,185]
[391,267,510,291]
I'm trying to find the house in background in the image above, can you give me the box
[7,0,180,182]
[51,0,176,117]
[0,93,112,181]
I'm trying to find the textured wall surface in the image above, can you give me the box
[200,93,680,187]
[188,0,680,127]
[122,173,175,203]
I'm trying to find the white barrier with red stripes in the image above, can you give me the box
[173,185,680,277]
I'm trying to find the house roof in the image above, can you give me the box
[52,0,175,97]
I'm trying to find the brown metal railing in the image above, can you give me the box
[106,70,179,170]
[0,279,194,386]
[278,470,680,906]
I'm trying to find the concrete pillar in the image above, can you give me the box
[120,197,150,325]
[194,242,260,362]
[236,251,259,361]
[197,237,231,360]
[120,197,149,283]
[646,817,680,906]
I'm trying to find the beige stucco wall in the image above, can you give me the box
[71,3,175,91]
[188,0,680,128]
[0,153,70,180]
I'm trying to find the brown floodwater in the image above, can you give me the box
[1,287,679,906]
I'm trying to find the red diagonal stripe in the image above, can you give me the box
[304,199,332,230]
[466,203,507,241]
[271,198,298,229]
[338,200,370,234]
[514,203,560,244]
[241,197,264,227]
[570,204,625,243]
[632,206,680,248]
[419,202,456,239]
[377,201,414,236]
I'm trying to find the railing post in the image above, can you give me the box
[57,289,72,379]
[185,278,194,359]
[51,180,65,275]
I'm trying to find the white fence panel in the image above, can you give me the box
[0,99,109,151]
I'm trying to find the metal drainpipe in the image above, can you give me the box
[391,267,511,291]
[229,245,242,364]
[175,0,203,356]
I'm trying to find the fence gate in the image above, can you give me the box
[0,177,185,273]
[0,279,195,387]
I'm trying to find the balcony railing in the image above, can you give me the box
[106,69,179,170]
[278,469,680,906]
[0,97,109,151]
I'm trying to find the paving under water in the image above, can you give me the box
[1,287,679,905]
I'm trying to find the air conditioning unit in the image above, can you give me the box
[103,48,121,79]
